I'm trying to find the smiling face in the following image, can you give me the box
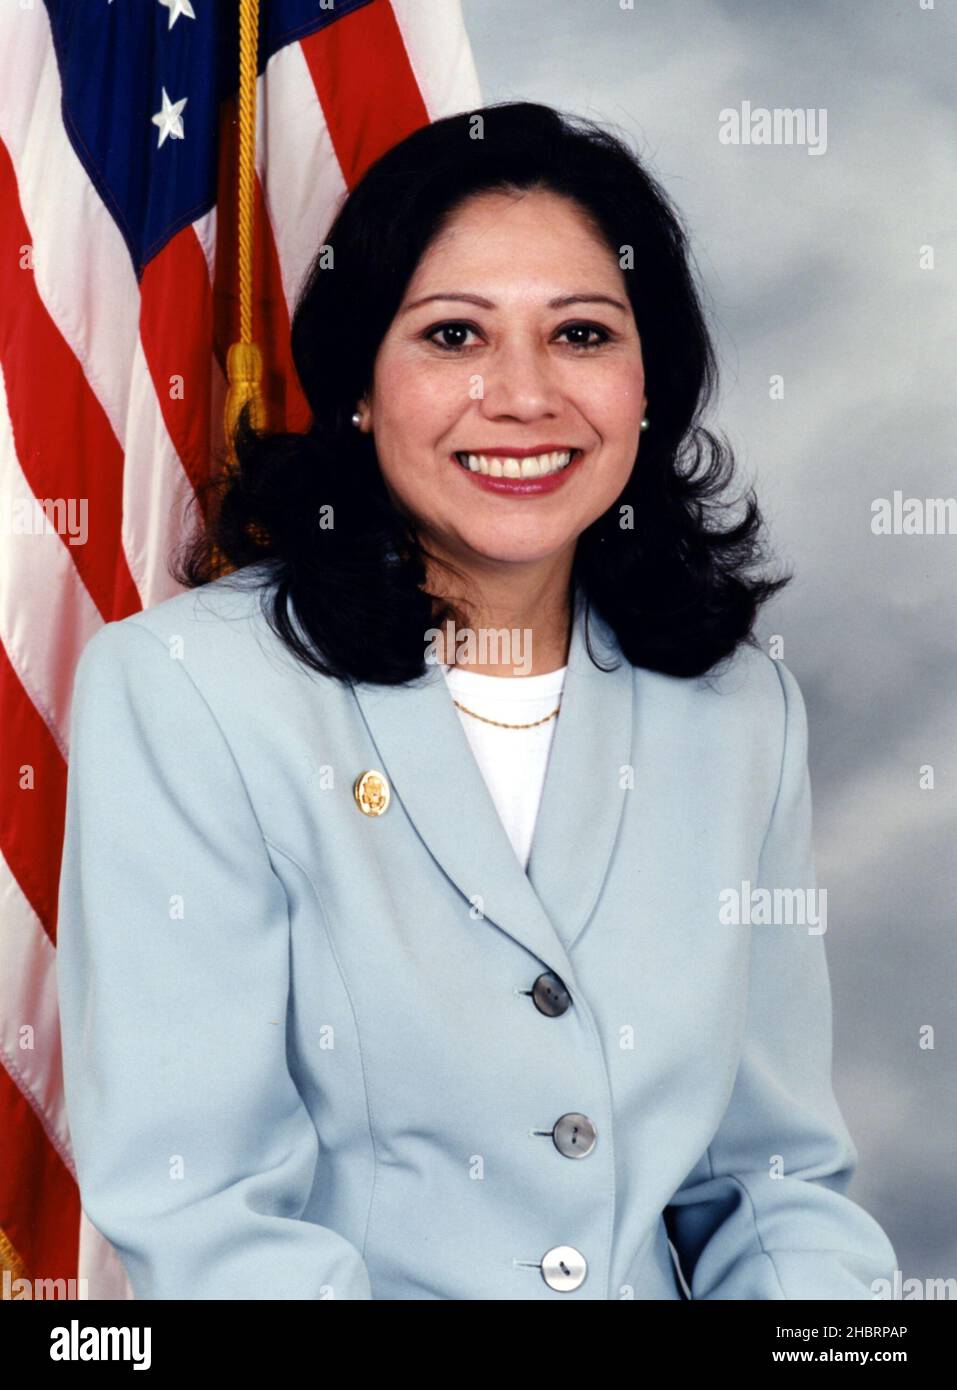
[357,187,646,581]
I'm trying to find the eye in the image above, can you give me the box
[424,321,482,351]
[422,319,615,352]
[554,321,613,349]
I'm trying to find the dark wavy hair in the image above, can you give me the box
[174,100,788,683]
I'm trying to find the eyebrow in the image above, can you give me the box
[400,291,630,315]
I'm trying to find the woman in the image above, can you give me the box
[56,101,897,1300]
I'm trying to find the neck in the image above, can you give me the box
[425,552,575,677]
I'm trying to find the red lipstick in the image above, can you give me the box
[450,446,583,497]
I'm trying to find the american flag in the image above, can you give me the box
[0,0,480,1300]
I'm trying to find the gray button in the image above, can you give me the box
[531,971,571,1017]
[541,1245,587,1292]
[552,1112,597,1158]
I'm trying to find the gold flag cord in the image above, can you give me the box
[214,0,269,574]
[225,0,267,455]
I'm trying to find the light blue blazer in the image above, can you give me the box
[56,565,898,1300]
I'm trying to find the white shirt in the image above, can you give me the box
[440,663,567,870]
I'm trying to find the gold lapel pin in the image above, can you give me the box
[353,769,391,817]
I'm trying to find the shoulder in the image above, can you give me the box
[626,638,810,784]
[634,637,805,724]
[698,640,807,735]
[78,562,273,661]
[69,563,339,742]
[74,562,300,688]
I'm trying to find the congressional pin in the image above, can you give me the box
[353,769,391,817]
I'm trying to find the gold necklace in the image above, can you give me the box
[450,697,561,730]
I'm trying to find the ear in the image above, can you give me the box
[355,395,373,432]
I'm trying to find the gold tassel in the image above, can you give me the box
[0,1224,28,1298]
[224,341,267,456]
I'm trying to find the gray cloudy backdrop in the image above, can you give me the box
[462,0,957,1281]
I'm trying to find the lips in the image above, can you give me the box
[453,448,580,479]
[449,447,585,497]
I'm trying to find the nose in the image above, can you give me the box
[477,336,563,423]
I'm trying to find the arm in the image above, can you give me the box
[55,620,372,1299]
[665,658,898,1299]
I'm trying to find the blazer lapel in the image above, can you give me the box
[349,589,634,980]
[525,594,634,950]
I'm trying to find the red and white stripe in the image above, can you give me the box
[0,0,480,1299]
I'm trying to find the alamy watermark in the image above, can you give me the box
[2,1269,89,1299]
[719,880,827,935]
[719,101,828,156]
[49,1319,151,1369]
[0,494,88,545]
[871,491,957,535]
[871,1270,957,1300]
[424,621,533,674]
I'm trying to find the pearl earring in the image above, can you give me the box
[351,411,362,428]
[640,417,650,431]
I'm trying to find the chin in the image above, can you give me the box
[462,535,576,566]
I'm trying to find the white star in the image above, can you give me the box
[158,0,197,28]
[151,87,188,148]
